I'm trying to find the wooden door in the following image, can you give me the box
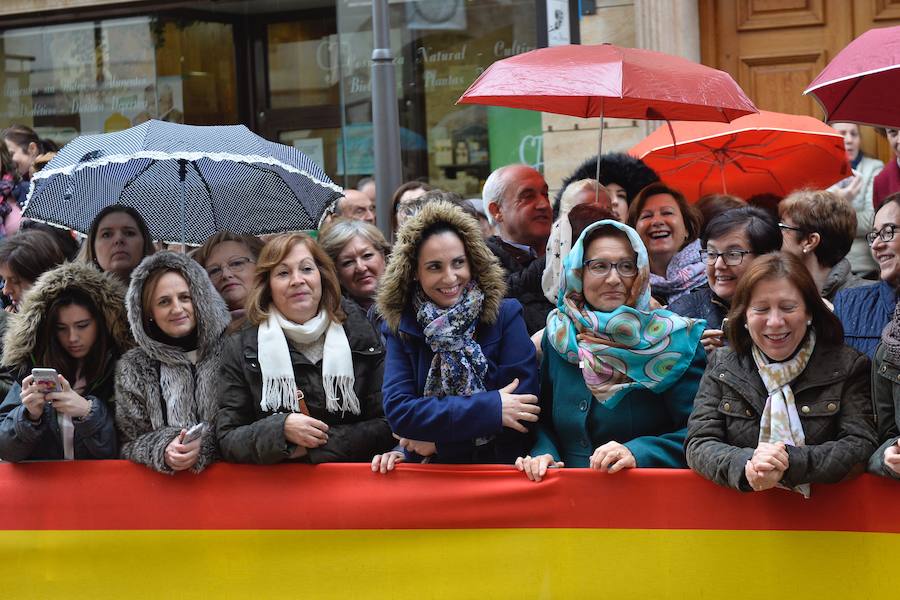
[700,0,900,162]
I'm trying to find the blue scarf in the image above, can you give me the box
[545,220,705,407]
[415,281,489,397]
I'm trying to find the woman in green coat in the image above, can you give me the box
[516,220,706,481]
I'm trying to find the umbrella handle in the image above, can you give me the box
[595,97,605,205]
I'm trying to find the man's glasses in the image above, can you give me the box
[700,249,754,266]
[582,258,638,278]
[206,256,255,281]
[866,224,897,245]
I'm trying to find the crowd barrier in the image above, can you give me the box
[1,461,897,599]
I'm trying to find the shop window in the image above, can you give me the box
[0,16,238,144]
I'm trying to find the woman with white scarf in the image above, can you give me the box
[115,251,230,474]
[686,252,877,495]
[216,233,393,464]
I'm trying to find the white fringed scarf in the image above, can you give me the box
[257,308,360,415]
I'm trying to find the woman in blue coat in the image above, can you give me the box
[373,200,540,470]
[516,220,706,481]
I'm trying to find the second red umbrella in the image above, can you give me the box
[629,111,851,201]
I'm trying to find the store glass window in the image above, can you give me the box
[336,0,540,196]
[0,16,238,144]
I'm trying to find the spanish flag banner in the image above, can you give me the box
[1,462,897,599]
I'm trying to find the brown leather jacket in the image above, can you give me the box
[686,343,877,491]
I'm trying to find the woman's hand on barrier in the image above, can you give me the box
[700,329,725,353]
[46,375,91,419]
[589,441,636,474]
[744,460,781,491]
[398,438,436,457]
[499,378,540,433]
[883,440,900,475]
[371,451,405,474]
[751,442,789,472]
[20,375,47,421]
[165,429,201,472]
[515,454,564,482]
[284,413,329,448]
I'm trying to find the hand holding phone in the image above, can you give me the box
[181,422,206,445]
[31,368,62,393]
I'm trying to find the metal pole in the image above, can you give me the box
[371,0,402,239]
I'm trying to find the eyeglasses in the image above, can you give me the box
[778,222,805,234]
[700,249,754,266]
[206,256,254,281]
[582,258,638,278]
[866,224,897,245]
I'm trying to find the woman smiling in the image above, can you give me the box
[686,253,877,495]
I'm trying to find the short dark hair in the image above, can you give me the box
[702,206,782,255]
[727,252,843,355]
[0,229,67,285]
[695,193,746,236]
[627,182,702,248]
[568,203,617,242]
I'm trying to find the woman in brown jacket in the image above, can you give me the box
[685,252,877,495]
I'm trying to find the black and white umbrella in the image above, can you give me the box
[24,120,342,244]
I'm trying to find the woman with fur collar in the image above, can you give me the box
[0,261,132,461]
[115,251,230,474]
[216,233,394,464]
[372,201,540,472]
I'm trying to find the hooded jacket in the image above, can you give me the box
[377,201,538,463]
[114,252,231,474]
[0,261,132,461]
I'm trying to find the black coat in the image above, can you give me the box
[216,300,394,464]
[667,286,728,330]
[485,236,553,335]
[686,343,877,491]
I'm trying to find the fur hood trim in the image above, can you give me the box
[126,251,231,364]
[377,201,506,333]
[2,261,133,368]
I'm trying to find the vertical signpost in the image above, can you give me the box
[371,0,402,238]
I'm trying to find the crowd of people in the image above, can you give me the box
[0,120,899,496]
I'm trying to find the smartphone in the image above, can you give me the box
[31,368,61,393]
[721,318,729,334]
[181,422,206,444]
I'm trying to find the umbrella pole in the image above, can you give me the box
[179,159,187,247]
[594,99,605,205]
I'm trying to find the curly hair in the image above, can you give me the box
[554,153,659,218]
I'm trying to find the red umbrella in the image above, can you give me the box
[457,44,757,122]
[804,25,900,128]
[629,111,850,201]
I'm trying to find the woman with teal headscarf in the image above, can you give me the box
[516,220,707,481]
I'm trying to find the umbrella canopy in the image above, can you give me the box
[804,25,900,128]
[25,120,342,245]
[629,110,850,201]
[457,43,757,122]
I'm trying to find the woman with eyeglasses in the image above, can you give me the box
[777,190,868,301]
[687,252,876,495]
[834,192,900,358]
[193,231,264,326]
[669,207,782,353]
[515,220,706,482]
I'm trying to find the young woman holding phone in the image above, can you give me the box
[0,262,132,461]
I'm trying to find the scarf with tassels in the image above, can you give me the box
[753,331,816,498]
[415,281,488,398]
[257,308,359,415]
[545,220,705,407]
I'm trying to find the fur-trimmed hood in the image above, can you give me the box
[126,251,231,364]
[2,261,133,368]
[377,201,506,333]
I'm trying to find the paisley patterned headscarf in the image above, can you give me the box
[545,220,705,407]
